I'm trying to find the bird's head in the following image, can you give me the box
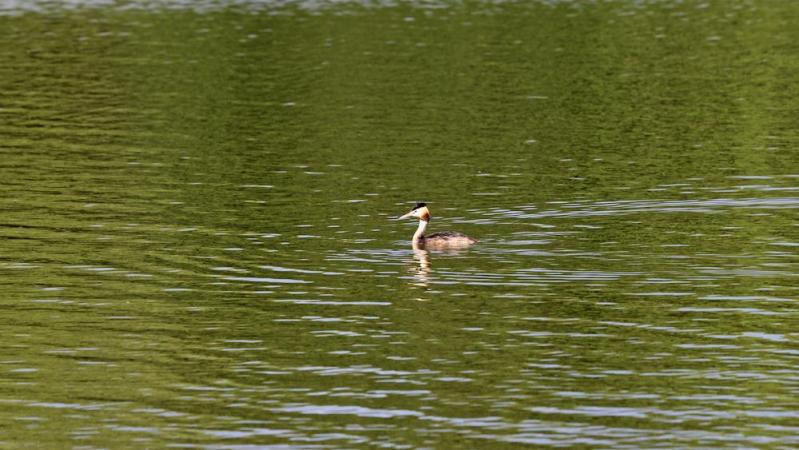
[398,202,431,221]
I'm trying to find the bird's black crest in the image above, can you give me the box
[414,202,427,209]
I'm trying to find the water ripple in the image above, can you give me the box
[492,197,799,220]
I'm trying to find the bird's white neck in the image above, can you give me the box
[412,220,428,247]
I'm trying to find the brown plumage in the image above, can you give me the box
[398,203,477,249]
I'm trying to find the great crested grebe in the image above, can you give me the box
[398,203,477,249]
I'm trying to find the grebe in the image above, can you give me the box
[398,203,477,249]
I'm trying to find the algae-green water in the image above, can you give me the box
[2,1,799,448]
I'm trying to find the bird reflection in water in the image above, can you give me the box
[408,248,469,290]
[410,248,431,288]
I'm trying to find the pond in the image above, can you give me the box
[2,0,799,448]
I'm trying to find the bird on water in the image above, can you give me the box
[398,203,477,249]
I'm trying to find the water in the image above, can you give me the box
[2,0,799,448]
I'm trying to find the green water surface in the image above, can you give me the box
[2,0,799,448]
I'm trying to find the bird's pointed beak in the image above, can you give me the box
[398,211,414,220]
